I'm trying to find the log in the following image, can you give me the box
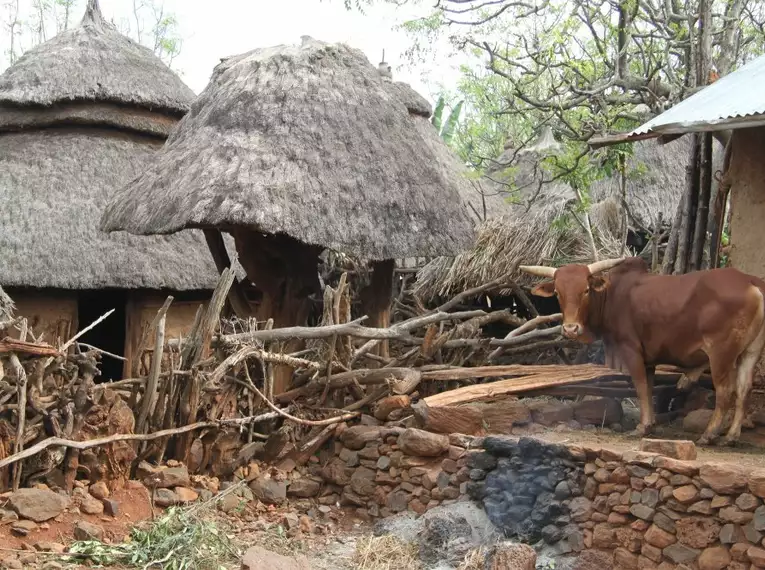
[412,398,531,436]
[374,395,411,421]
[0,338,59,357]
[203,229,253,318]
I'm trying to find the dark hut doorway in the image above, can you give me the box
[77,290,127,382]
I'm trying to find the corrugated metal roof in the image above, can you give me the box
[632,54,765,136]
[590,54,765,148]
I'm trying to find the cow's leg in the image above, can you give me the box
[698,354,737,446]
[620,349,654,436]
[721,325,765,446]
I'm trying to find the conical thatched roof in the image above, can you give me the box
[99,37,476,260]
[414,135,723,299]
[0,0,223,291]
[0,0,194,114]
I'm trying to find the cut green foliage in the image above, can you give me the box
[431,95,464,146]
[65,507,239,570]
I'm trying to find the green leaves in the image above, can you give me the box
[431,95,464,145]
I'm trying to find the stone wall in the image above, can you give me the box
[310,425,765,569]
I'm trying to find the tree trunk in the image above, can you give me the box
[359,259,395,358]
[674,135,701,274]
[691,133,714,270]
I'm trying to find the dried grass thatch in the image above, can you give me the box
[0,285,14,323]
[414,136,723,299]
[0,0,225,291]
[0,0,194,115]
[99,37,477,260]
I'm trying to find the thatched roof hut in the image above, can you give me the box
[414,133,723,300]
[0,0,220,378]
[99,37,475,259]
[99,36,477,390]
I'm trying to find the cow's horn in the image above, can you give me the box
[518,265,556,278]
[587,258,624,274]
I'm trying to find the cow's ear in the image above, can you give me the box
[589,274,609,292]
[530,280,556,297]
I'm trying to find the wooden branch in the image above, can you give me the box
[10,354,26,491]
[487,312,561,359]
[0,408,296,472]
[0,338,59,357]
[60,309,115,352]
[203,229,253,318]
[435,275,515,313]
[136,297,173,435]
[431,325,562,350]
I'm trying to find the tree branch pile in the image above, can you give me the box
[0,269,585,494]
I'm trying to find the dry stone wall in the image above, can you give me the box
[312,424,765,569]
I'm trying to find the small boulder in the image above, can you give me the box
[573,398,623,426]
[249,476,287,505]
[80,494,104,515]
[89,482,110,500]
[640,438,697,460]
[11,519,38,536]
[8,489,68,522]
[146,466,190,489]
[153,488,179,507]
[175,487,199,503]
[73,521,104,541]
[397,429,450,457]
[339,426,381,451]
[699,463,749,494]
[287,477,322,498]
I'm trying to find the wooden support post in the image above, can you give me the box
[359,259,395,359]
[233,230,321,395]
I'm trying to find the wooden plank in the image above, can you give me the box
[0,338,59,357]
[420,363,612,382]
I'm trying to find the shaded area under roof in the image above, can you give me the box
[590,54,765,148]
[99,37,477,261]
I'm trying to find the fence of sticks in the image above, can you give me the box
[0,266,604,494]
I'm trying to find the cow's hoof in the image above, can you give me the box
[719,436,739,447]
[634,424,653,438]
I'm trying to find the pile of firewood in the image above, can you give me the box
[0,267,591,493]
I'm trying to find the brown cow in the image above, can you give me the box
[519,256,765,446]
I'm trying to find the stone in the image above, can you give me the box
[89,482,109,500]
[376,456,391,470]
[675,517,721,549]
[386,490,410,513]
[288,478,322,498]
[570,497,593,522]
[175,487,199,503]
[593,523,617,549]
[80,493,104,515]
[736,493,760,511]
[11,520,38,536]
[339,448,359,467]
[683,409,716,433]
[73,521,104,541]
[747,546,765,567]
[529,402,574,426]
[241,546,311,570]
[350,467,377,496]
[34,542,66,554]
[358,443,380,460]
[673,485,699,504]
[147,466,190,489]
[153,488,178,507]
[0,508,18,523]
[653,512,676,533]
[711,495,732,508]
[488,542,536,570]
[640,439,697,460]
[755,505,765,531]
[574,398,623,426]
[630,503,655,521]
[102,498,119,517]
[249,477,287,505]
[719,523,745,544]
[642,488,660,508]
[719,506,754,525]
[645,525,676,549]
[663,543,701,564]
[699,463,749,494]
[554,480,571,500]
[688,500,713,515]
[467,451,497,470]
[730,542,750,562]
[614,547,639,570]
[743,520,763,543]
[8,489,69,522]
[749,469,765,498]
[697,546,730,570]
[397,429,450,457]
[339,426,381,450]
[320,459,354,486]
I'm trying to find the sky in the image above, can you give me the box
[0,0,469,105]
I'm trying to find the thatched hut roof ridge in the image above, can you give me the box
[99,36,476,261]
[0,0,194,115]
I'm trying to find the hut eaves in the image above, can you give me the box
[99,37,477,261]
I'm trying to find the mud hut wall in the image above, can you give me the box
[728,127,765,278]
[5,289,78,344]
[123,291,209,377]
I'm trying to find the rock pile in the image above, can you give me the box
[311,425,476,519]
